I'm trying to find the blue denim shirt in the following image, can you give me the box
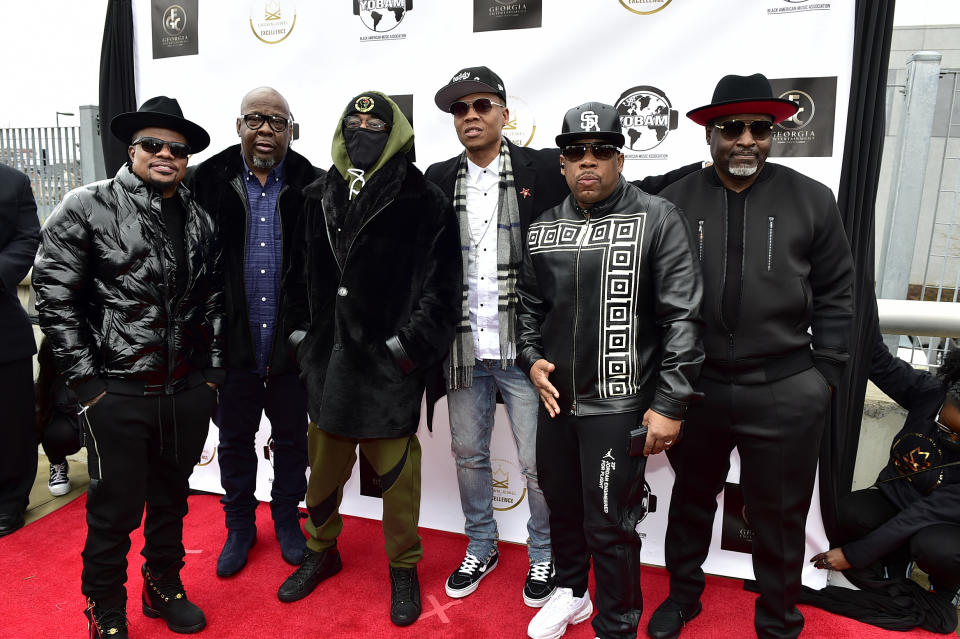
[242,154,285,375]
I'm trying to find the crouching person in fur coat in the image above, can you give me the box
[275,91,462,626]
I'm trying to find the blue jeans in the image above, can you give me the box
[446,360,551,563]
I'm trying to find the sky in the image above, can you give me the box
[1,0,958,129]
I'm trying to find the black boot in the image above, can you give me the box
[273,511,306,566]
[277,547,342,603]
[216,526,257,577]
[84,595,128,639]
[141,563,206,634]
[389,565,421,627]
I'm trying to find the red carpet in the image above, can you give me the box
[0,493,942,638]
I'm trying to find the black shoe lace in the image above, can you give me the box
[391,568,414,598]
[288,551,323,587]
[149,569,186,602]
[93,606,127,636]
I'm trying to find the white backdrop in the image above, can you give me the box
[132,0,856,588]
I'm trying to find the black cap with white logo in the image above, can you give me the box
[434,66,507,112]
[555,102,625,148]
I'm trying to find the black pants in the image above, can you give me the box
[80,383,213,601]
[215,370,308,529]
[838,488,960,593]
[537,408,647,639]
[0,357,37,515]
[664,367,830,639]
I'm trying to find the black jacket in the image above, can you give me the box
[841,324,960,569]
[424,140,700,421]
[516,178,703,419]
[286,155,461,439]
[188,145,322,375]
[0,163,39,364]
[33,165,225,402]
[660,164,854,386]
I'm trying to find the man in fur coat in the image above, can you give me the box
[275,91,461,627]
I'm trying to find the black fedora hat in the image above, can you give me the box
[686,73,798,126]
[555,102,625,148]
[110,96,210,152]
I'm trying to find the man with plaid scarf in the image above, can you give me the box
[425,66,700,608]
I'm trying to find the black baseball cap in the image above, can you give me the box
[434,66,507,112]
[555,102,625,148]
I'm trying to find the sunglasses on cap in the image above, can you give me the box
[131,136,191,159]
[240,113,292,133]
[560,143,620,162]
[449,97,505,118]
[712,119,775,141]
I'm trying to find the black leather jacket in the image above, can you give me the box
[516,178,704,420]
[34,165,225,401]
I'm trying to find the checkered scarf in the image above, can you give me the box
[447,138,521,390]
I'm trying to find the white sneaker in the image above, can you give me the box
[48,460,71,496]
[527,586,592,639]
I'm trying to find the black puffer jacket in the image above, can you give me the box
[34,164,224,401]
[188,145,322,375]
[516,177,704,419]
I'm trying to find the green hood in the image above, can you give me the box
[331,91,414,186]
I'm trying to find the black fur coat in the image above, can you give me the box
[285,155,461,438]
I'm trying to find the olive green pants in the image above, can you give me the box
[304,425,422,568]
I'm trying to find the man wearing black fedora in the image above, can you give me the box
[425,66,700,609]
[517,102,703,639]
[647,74,854,639]
[34,96,224,639]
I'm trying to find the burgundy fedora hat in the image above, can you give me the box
[686,73,798,126]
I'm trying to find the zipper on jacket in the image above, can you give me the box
[766,216,775,272]
[149,193,176,393]
[697,219,704,262]
[571,215,591,415]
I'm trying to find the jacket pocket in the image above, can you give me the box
[766,216,775,272]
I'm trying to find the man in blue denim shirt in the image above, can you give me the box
[190,87,322,577]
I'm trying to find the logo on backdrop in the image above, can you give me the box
[354,0,412,41]
[249,1,297,44]
[151,0,198,59]
[768,76,837,157]
[502,95,537,147]
[473,0,542,33]
[618,0,672,15]
[720,482,755,554]
[492,458,527,511]
[614,85,679,159]
[767,0,831,15]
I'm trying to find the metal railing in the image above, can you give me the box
[878,298,960,371]
[0,126,83,221]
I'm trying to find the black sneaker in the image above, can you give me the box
[523,560,557,608]
[84,596,128,639]
[445,549,499,598]
[141,563,206,633]
[48,460,71,496]
[389,565,421,626]
[277,547,342,603]
[646,598,701,639]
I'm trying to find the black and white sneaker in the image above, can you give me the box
[445,549,499,598]
[48,461,71,497]
[523,560,557,607]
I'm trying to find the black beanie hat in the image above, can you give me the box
[343,93,394,127]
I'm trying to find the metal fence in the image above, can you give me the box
[0,126,83,221]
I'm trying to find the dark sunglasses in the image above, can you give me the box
[241,113,292,133]
[449,98,505,118]
[560,143,620,162]
[712,119,775,141]
[935,403,958,436]
[131,136,191,159]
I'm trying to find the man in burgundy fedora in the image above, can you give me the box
[646,74,854,639]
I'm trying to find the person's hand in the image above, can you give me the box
[643,409,682,456]
[206,381,218,390]
[529,359,560,417]
[810,548,850,571]
[83,391,106,408]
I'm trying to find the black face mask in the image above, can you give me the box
[343,127,388,171]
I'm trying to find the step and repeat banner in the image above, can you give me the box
[132,0,854,588]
